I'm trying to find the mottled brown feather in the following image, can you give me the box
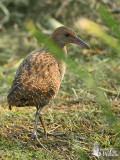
[7,47,62,107]
[8,26,90,110]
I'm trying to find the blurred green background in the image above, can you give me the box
[0,0,120,159]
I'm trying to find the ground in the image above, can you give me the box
[0,0,120,159]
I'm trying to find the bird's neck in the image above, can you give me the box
[62,45,67,57]
[50,35,67,56]
[49,36,67,81]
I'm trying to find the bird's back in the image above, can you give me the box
[7,47,63,108]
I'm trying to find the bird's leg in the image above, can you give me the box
[37,112,65,136]
[39,112,47,135]
[23,108,49,152]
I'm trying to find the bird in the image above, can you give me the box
[7,26,90,151]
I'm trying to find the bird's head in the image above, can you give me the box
[50,26,90,49]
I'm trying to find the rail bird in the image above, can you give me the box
[7,26,90,151]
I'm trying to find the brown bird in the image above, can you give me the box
[7,26,90,151]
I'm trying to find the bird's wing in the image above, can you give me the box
[7,49,61,107]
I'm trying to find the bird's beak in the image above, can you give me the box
[71,36,90,49]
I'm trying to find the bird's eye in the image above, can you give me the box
[65,33,69,37]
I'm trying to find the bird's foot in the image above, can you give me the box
[37,126,66,136]
[23,132,50,152]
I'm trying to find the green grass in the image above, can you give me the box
[0,95,119,159]
[0,0,120,159]
[0,30,120,159]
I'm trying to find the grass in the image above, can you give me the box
[0,0,120,159]
[0,99,119,160]
[0,47,119,159]
[0,30,120,159]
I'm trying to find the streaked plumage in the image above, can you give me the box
[8,47,62,108]
[7,26,90,151]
